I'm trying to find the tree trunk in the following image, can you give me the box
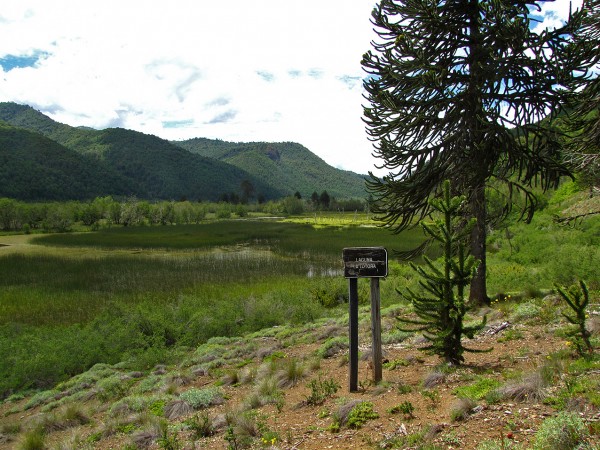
[469,183,489,305]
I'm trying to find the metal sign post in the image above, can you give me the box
[342,247,387,392]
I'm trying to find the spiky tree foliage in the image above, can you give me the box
[567,0,600,195]
[557,280,594,356]
[362,0,591,304]
[398,181,487,365]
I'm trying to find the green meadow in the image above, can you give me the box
[1,202,598,398]
[0,219,426,396]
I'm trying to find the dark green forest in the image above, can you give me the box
[0,102,367,202]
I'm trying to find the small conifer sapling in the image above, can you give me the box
[398,181,488,365]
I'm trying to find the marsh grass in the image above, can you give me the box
[31,220,425,259]
[2,209,598,399]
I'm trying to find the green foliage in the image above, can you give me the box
[476,439,520,450]
[0,102,367,202]
[557,280,594,356]
[184,412,215,438]
[453,377,501,401]
[346,401,379,429]
[317,337,347,359]
[362,0,589,304]
[388,401,415,419]
[331,401,379,431]
[97,375,133,401]
[0,122,132,202]
[383,358,410,370]
[532,412,590,450]
[17,428,45,450]
[177,138,367,200]
[487,212,600,289]
[311,280,347,308]
[304,376,340,406]
[398,181,488,365]
[179,387,224,410]
[512,301,542,322]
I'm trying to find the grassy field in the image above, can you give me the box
[0,218,427,395]
[0,203,598,398]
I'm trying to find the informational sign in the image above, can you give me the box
[343,246,387,391]
[342,247,388,279]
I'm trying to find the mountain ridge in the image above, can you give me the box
[0,102,367,201]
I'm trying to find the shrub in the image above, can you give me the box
[179,387,224,410]
[317,337,346,359]
[184,412,215,438]
[388,401,415,419]
[453,377,501,400]
[512,301,542,322]
[276,358,306,388]
[331,400,379,431]
[97,374,132,401]
[491,371,547,403]
[422,370,446,388]
[304,376,340,406]
[245,377,284,411]
[346,401,379,429]
[224,410,263,449]
[164,399,193,420]
[532,411,590,450]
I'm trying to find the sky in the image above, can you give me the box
[0,0,582,176]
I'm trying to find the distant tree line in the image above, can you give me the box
[0,195,369,232]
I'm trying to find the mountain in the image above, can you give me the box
[0,102,367,201]
[173,138,368,200]
[0,121,137,201]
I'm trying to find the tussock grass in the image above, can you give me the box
[492,371,547,403]
[449,397,477,422]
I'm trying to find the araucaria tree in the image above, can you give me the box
[399,181,486,365]
[362,0,592,304]
[566,0,600,197]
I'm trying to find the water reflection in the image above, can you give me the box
[307,266,344,278]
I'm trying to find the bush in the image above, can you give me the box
[184,412,215,438]
[331,400,379,431]
[512,301,542,322]
[532,411,590,450]
[317,337,347,359]
[305,376,340,406]
[179,387,224,410]
[453,377,501,401]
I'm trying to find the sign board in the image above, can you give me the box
[343,247,388,279]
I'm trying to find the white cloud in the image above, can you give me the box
[0,0,583,177]
[531,0,584,33]
[0,0,380,174]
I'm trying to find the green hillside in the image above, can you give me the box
[174,138,368,200]
[0,102,367,201]
[0,121,136,200]
[92,128,282,201]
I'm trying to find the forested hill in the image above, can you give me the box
[0,121,136,200]
[173,138,368,201]
[0,102,367,201]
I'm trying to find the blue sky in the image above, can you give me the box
[0,0,580,175]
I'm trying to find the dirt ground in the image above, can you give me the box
[2,313,599,450]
